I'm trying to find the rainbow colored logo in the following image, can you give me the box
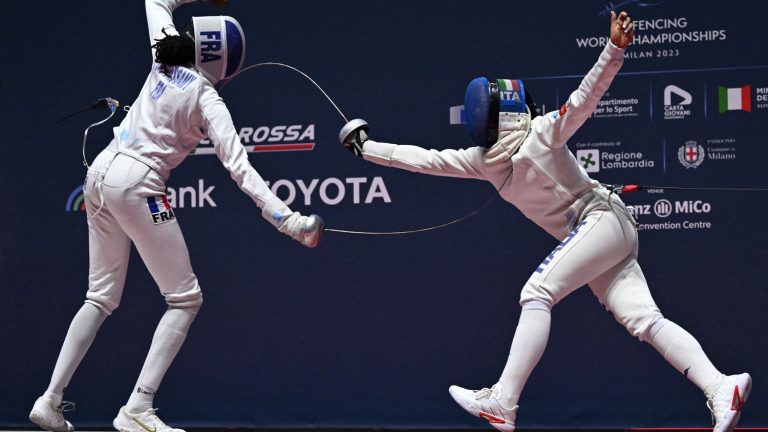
[66,185,86,212]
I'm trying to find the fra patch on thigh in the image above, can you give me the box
[147,196,176,225]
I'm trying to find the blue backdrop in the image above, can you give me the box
[2,0,766,429]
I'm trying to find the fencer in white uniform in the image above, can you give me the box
[340,11,749,432]
[29,1,322,432]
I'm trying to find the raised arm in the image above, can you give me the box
[145,0,229,60]
[146,0,194,52]
[538,11,635,148]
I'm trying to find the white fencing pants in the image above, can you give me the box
[505,201,723,403]
[520,203,662,341]
[43,149,203,403]
[83,150,202,313]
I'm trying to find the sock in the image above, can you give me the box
[45,303,108,399]
[497,301,552,409]
[42,391,62,407]
[126,306,198,413]
[648,318,724,397]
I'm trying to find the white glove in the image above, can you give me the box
[278,212,324,248]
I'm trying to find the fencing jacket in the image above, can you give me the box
[106,0,286,216]
[362,42,627,240]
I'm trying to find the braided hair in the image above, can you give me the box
[152,28,194,68]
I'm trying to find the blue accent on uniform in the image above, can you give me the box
[225,20,244,77]
[147,197,159,214]
[272,211,283,222]
[464,77,490,147]
[150,82,167,101]
[168,67,198,90]
[535,220,589,273]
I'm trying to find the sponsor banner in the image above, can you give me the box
[192,124,316,154]
[593,92,641,119]
[626,193,715,231]
[576,149,656,173]
[577,12,728,61]
[710,82,758,116]
[662,84,696,120]
[264,177,391,206]
[65,185,86,212]
[67,177,394,211]
[66,180,218,213]
[757,86,768,110]
[719,85,751,113]
[669,137,738,171]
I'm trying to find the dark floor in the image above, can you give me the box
[8,428,768,432]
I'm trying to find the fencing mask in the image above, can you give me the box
[191,16,246,84]
[464,78,537,148]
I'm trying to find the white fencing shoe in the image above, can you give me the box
[113,406,185,432]
[449,383,518,432]
[29,397,74,432]
[707,373,751,432]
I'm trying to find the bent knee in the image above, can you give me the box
[163,280,203,309]
[614,308,663,342]
[520,280,557,309]
[85,297,119,315]
[520,279,557,309]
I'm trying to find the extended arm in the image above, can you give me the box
[363,140,486,180]
[340,120,486,180]
[539,11,635,148]
[201,88,322,247]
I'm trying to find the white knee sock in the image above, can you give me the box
[126,306,199,413]
[497,301,552,409]
[45,303,108,403]
[648,318,724,397]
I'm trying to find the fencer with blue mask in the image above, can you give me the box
[340,11,750,432]
[29,1,323,432]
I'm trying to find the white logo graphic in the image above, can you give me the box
[653,198,712,218]
[664,85,692,106]
[664,85,693,120]
[193,124,316,154]
[265,177,392,206]
[576,149,600,173]
[654,199,673,218]
[166,179,216,208]
[678,141,705,169]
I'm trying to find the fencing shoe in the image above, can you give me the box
[113,406,185,432]
[707,373,751,432]
[449,383,518,432]
[29,397,74,432]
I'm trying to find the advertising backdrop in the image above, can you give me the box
[2,0,767,429]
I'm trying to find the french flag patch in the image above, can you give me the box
[147,196,176,225]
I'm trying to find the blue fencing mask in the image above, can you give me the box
[464,78,537,147]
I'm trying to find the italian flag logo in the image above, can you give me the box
[718,85,751,113]
[498,79,520,92]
